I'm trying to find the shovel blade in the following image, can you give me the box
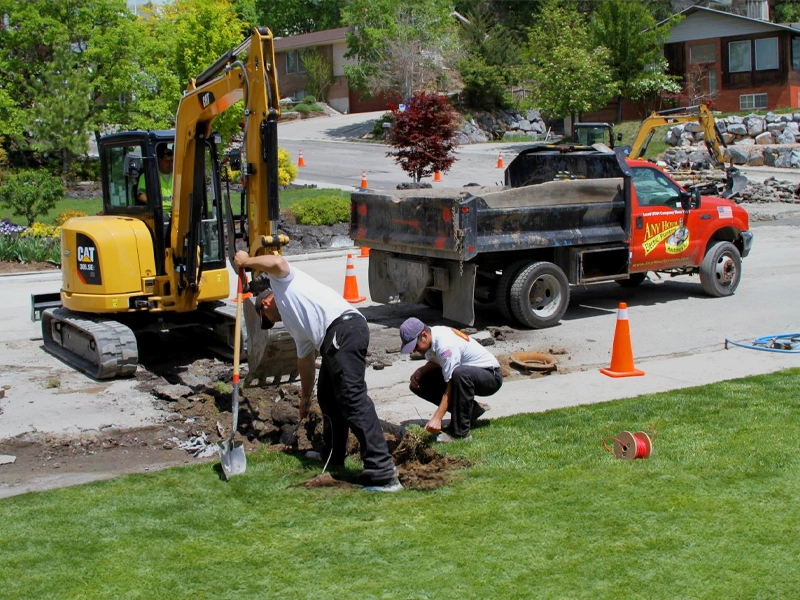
[218,440,247,480]
[723,168,748,199]
[242,296,300,385]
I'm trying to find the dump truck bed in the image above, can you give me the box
[350,147,632,262]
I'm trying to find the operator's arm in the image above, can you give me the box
[297,352,316,419]
[234,250,290,278]
[425,380,451,433]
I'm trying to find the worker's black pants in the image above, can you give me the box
[413,365,503,438]
[317,314,396,485]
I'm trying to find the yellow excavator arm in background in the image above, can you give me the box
[627,104,726,165]
[169,27,286,305]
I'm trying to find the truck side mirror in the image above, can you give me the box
[681,188,701,210]
[616,133,623,141]
[124,155,142,179]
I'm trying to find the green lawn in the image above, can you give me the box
[0,188,350,227]
[2,369,799,599]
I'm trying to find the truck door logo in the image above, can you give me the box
[200,92,215,108]
[76,233,102,285]
[642,218,689,256]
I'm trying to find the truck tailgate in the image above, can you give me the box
[350,189,475,261]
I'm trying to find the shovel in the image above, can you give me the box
[218,268,247,480]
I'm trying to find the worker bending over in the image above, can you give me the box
[234,250,401,492]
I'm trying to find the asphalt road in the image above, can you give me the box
[1,111,799,445]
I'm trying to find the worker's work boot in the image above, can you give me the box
[363,476,403,493]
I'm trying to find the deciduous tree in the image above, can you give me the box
[590,0,681,121]
[387,92,458,182]
[518,2,618,121]
[343,0,461,100]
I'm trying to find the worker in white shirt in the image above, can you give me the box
[234,250,401,492]
[399,317,502,442]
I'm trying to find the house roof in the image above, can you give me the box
[274,27,349,52]
[663,6,800,43]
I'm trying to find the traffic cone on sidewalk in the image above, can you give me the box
[342,253,366,303]
[359,170,368,190]
[600,302,645,378]
[358,246,371,259]
[496,151,504,169]
[298,150,306,167]
[433,170,442,182]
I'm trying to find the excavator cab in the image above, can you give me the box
[98,131,227,277]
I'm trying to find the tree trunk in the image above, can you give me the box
[615,95,623,124]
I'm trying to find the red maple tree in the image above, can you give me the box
[387,92,458,182]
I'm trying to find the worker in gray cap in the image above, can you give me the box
[234,250,401,492]
[399,317,502,442]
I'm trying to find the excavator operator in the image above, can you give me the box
[137,144,174,214]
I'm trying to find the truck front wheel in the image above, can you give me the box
[509,262,570,329]
[700,241,742,297]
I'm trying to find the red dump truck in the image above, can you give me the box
[349,145,752,328]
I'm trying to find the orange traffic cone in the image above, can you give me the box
[358,246,371,259]
[433,170,442,182]
[298,150,306,167]
[600,303,645,378]
[360,170,368,189]
[496,151,504,169]
[342,253,366,303]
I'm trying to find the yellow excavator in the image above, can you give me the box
[31,27,297,381]
[626,103,726,164]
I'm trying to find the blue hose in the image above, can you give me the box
[724,333,800,353]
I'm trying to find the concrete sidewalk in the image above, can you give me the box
[372,344,800,427]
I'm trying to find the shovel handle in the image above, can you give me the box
[233,269,244,379]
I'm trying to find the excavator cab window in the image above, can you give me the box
[106,145,148,210]
[199,140,225,265]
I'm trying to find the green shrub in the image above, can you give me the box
[373,112,394,136]
[458,54,510,111]
[0,169,64,226]
[289,195,350,226]
[302,95,317,103]
[294,102,324,113]
[66,157,100,182]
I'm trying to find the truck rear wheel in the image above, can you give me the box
[700,241,741,297]
[494,260,529,324]
[509,262,570,329]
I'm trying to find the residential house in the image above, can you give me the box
[664,2,800,112]
[274,27,394,114]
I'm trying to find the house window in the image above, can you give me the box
[729,40,751,73]
[690,43,716,64]
[708,69,717,93]
[793,38,800,70]
[286,51,306,74]
[755,37,778,71]
[740,93,768,110]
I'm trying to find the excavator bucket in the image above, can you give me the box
[723,167,748,199]
[242,297,300,386]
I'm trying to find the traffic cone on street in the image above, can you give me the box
[298,150,306,167]
[342,253,366,303]
[496,151,504,169]
[433,170,442,182]
[600,303,645,378]
[358,246,371,259]
[359,170,368,189]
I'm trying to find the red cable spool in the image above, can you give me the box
[605,430,653,460]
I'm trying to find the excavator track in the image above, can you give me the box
[41,308,139,380]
